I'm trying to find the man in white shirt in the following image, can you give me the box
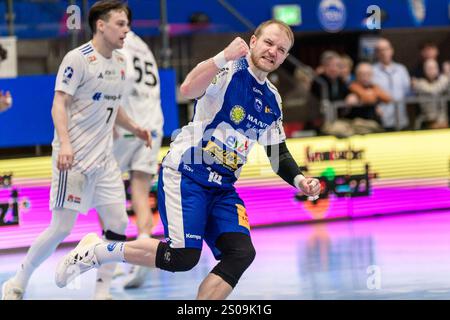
[2,1,151,300]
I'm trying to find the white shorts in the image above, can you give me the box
[113,132,162,176]
[49,157,125,214]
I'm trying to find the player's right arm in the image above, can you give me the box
[53,50,85,171]
[52,91,74,171]
[179,37,249,99]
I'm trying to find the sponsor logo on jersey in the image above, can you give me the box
[98,73,103,79]
[318,0,346,33]
[92,92,121,101]
[253,87,263,95]
[102,69,119,81]
[254,98,263,112]
[62,66,74,84]
[236,204,250,230]
[203,141,243,171]
[225,135,249,154]
[67,194,81,204]
[246,114,269,129]
[92,92,102,101]
[185,233,202,240]
[230,105,246,125]
[183,164,194,173]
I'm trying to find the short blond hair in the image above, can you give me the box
[254,19,294,50]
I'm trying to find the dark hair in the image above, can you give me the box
[88,0,131,34]
[419,41,437,51]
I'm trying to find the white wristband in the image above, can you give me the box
[212,50,227,69]
[293,174,306,190]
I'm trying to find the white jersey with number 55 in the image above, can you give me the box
[117,31,164,136]
[53,41,127,175]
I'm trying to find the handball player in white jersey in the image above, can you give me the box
[55,20,320,300]
[2,1,151,300]
[112,30,164,289]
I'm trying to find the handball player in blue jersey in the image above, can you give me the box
[55,20,321,299]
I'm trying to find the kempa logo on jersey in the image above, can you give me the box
[252,87,263,95]
[185,233,201,240]
[107,243,118,252]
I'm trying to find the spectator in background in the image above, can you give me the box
[309,50,358,136]
[412,41,440,79]
[0,44,13,113]
[0,90,12,113]
[346,62,391,134]
[372,38,411,130]
[412,59,448,129]
[339,54,354,86]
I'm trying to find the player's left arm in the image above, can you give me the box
[265,142,321,198]
[115,106,152,147]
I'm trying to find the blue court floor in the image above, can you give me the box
[2,211,450,300]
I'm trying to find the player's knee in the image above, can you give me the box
[211,233,256,288]
[103,229,127,241]
[155,242,201,272]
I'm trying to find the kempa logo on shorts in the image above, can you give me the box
[230,105,246,125]
[185,233,201,240]
[107,243,118,252]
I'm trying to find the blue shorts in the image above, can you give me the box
[158,167,251,259]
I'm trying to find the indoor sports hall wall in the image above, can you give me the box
[0,71,178,147]
[1,129,449,250]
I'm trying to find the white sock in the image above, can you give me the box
[94,242,126,264]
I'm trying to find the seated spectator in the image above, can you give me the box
[412,59,448,129]
[0,90,12,113]
[309,51,358,136]
[344,62,391,134]
[372,38,411,130]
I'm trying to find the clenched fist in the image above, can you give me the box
[224,37,250,62]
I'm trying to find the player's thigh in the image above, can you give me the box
[158,166,209,249]
[130,133,162,176]
[113,137,140,173]
[92,159,126,208]
[204,189,251,259]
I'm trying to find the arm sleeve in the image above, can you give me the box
[265,141,304,188]
[54,51,85,96]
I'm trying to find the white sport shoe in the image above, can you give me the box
[93,292,113,300]
[123,265,150,289]
[55,233,102,288]
[1,279,24,300]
